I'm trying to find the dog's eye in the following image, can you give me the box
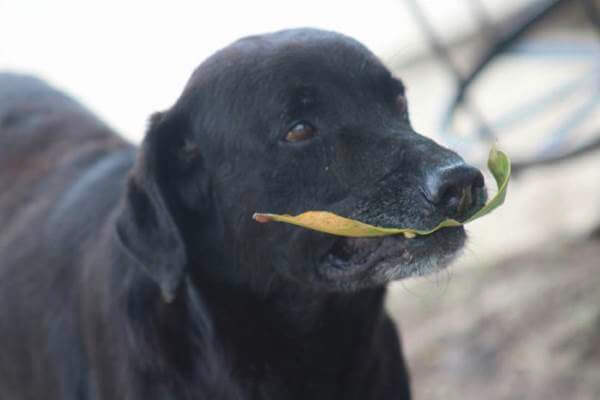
[396,95,407,113]
[285,122,316,143]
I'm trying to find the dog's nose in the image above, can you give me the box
[425,163,485,220]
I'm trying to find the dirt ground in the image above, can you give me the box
[387,234,600,400]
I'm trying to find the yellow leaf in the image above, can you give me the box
[253,146,510,237]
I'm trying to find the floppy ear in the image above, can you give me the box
[115,112,188,303]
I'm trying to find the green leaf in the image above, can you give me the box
[253,146,510,238]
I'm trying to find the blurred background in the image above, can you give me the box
[1,0,599,398]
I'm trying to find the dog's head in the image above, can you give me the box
[116,29,486,300]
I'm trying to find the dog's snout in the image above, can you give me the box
[425,163,485,220]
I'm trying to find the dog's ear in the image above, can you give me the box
[115,111,189,303]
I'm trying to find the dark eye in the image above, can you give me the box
[396,95,407,113]
[285,122,316,143]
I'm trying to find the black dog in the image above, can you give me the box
[0,29,486,399]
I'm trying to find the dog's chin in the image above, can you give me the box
[315,226,466,291]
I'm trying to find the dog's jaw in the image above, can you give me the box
[315,226,466,290]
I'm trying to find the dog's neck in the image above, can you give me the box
[117,258,400,398]
[197,273,387,335]
[187,271,390,390]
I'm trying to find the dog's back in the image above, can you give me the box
[0,74,134,399]
[0,73,129,214]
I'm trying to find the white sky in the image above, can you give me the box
[0,0,522,141]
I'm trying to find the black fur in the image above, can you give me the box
[0,29,485,399]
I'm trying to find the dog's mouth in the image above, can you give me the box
[316,226,466,287]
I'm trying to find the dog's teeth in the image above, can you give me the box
[403,232,416,239]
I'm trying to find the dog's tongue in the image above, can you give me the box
[253,146,510,238]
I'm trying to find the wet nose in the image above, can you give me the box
[425,163,486,220]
